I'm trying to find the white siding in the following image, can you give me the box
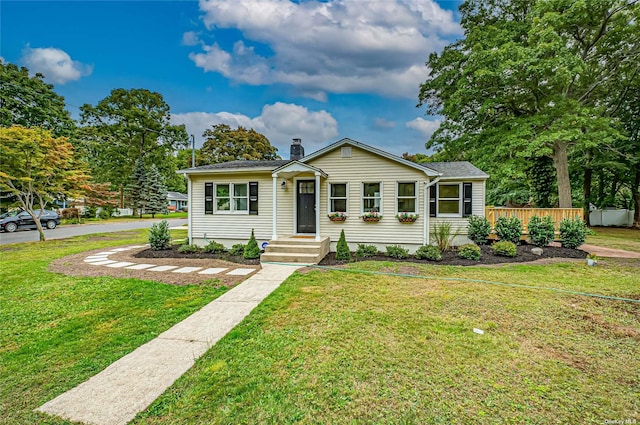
[190,173,273,247]
[307,146,429,249]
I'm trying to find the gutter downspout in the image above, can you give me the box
[424,177,441,245]
[187,175,193,244]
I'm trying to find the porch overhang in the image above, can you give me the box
[271,161,328,179]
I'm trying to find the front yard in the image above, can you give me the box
[1,228,638,424]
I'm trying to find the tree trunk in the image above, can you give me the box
[583,163,592,225]
[633,166,640,229]
[553,141,573,208]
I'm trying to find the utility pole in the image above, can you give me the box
[191,134,195,167]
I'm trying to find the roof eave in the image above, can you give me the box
[177,166,278,175]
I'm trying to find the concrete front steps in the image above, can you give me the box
[261,236,330,264]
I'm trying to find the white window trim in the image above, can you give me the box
[436,182,462,218]
[361,181,383,215]
[396,181,418,214]
[215,183,249,214]
[327,182,349,214]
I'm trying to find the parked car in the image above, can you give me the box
[0,209,60,232]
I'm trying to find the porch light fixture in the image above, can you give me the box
[281,181,286,189]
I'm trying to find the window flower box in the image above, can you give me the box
[328,212,348,222]
[361,212,382,222]
[396,212,419,223]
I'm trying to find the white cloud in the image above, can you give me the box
[406,117,441,139]
[191,0,460,98]
[181,31,200,46]
[373,118,396,129]
[21,47,92,84]
[171,102,338,154]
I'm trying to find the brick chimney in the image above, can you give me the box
[290,138,304,160]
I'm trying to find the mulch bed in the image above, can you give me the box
[319,243,587,267]
[134,245,261,265]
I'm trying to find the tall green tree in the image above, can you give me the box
[0,126,88,241]
[0,61,75,137]
[145,164,169,218]
[79,88,188,202]
[126,158,147,216]
[199,124,279,164]
[419,0,638,208]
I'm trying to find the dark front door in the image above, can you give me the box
[297,180,316,233]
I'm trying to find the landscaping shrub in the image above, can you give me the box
[414,245,442,261]
[336,229,351,261]
[148,220,171,251]
[83,206,97,219]
[559,217,587,249]
[386,245,409,259]
[467,215,492,245]
[229,244,245,256]
[61,208,80,219]
[355,244,378,258]
[495,216,523,244]
[528,215,555,247]
[98,209,111,220]
[458,244,481,260]
[431,222,460,251]
[202,240,227,253]
[244,229,261,259]
[492,241,517,257]
[178,244,200,254]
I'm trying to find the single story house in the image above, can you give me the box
[167,191,188,211]
[178,138,489,263]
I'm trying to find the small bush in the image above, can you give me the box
[229,244,245,256]
[84,206,97,219]
[244,229,261,259]
[178,244,200,253]
[559,217,587,249]
[336,229,351,261]
[149,220,171,251]
[431,222,461,251]
[492,240,517,257]
[98,209,111,220]
[414,245,442,261]
[495,216,523,244]
[61,208,80,219]
[528,215,555,247]
[458,244,481,261]
[467,215,492,245]
[355,244,378,258]
[386,245,409,259]
[203,240,227,253]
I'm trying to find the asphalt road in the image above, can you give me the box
[0,218,188,245]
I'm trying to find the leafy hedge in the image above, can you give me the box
[528,215,555,247]
[414,245,442,261]
[458,244,481,261]
[559,217,587,249]
[495,216,523,244]
[467,215,492,245]
[492,241,517,257]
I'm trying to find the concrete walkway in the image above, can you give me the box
[549,242,640,259]
[37,263,301,425]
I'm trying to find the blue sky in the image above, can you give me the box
[1,0,462,156]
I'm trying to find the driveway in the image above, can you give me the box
[0,218,187,245]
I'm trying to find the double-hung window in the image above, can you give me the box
[362,182,382,213]
[429,182,472,217]
[329,183,348,212]
[215,183,248,213]
[397,182,417,213]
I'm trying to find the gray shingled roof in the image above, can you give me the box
[167,191,188,200]
[420,161,489,179]
[180,159,291,172]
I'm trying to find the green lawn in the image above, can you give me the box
[0,229,223,425]
[587,226,640,253]
[3,229,639,424]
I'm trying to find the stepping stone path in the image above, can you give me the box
[80,245,258,277]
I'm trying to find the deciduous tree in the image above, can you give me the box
[0,126,87,241]
[419,0,638,208]
[200,124,279,164]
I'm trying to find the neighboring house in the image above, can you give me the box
[167,192,188,211]
[178,138,489,263]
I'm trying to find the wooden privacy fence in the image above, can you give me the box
[485,207,583,234]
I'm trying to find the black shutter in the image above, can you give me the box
[429,185,437,217]
[205,183,213,214]
[249,181,258,215]
[463,183,473,217]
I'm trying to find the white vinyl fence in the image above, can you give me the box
[589,209,635,227]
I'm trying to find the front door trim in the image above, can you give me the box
[294,178,316,234]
